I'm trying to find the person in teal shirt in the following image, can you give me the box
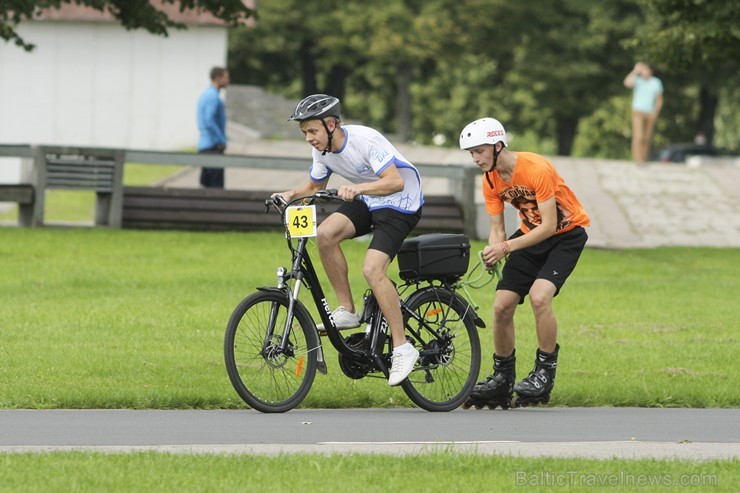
[624,62,663,163]
[197,67,230,187]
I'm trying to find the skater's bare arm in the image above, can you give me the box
[482,214,507,267]
[507,197,557,252]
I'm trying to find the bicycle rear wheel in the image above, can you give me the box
[401,288,481,411]
[224,290,319,413]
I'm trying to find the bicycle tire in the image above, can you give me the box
[401,288,481,411]
[224,290,319,413]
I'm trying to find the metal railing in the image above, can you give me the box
[0,144,480,236]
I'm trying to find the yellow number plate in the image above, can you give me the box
[285,205,317,238]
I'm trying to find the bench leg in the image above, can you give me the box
[18,203,34,227]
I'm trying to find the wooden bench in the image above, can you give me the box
[0,184,35,226]
[122,186,464,234]
[43,150,124,226]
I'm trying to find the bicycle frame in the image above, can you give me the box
[261,191,485,378]
[278,235,366,359]
[225,191,486,412]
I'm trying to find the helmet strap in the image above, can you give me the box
[485,143,503,188]
[492,143,503,169]
[320,118,334,155]
[485,171,494,189]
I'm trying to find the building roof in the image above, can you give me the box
[33,1,254,27]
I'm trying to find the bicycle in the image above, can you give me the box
[224,190,484,413]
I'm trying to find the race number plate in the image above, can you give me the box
[285,205,317,238]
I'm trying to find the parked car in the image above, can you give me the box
[656,143,739,163]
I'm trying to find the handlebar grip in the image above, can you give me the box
[264,194,288,212]
[316,189,338,198]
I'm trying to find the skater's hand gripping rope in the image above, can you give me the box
[453,250,503,310]
[481,250,503,279]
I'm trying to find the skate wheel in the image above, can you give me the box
[474,404,484,410]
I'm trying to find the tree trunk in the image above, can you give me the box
[299,41,318,95]
[396,63,413,142]
[555,117,578,156]
[325,64,348,103]
[697,84,718,145]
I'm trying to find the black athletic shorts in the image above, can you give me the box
[335,200,422,259]
[497,226,588,304]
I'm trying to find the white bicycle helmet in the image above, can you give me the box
[459,118,508,150]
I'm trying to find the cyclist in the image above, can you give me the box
[459,117,590,407]
[275,94,424,386]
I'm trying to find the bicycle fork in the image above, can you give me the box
[264,266,327,373]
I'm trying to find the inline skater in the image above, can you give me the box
[458,118,590,408]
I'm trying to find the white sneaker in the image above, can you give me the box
[316,306,361,333]
[388,343,420,386]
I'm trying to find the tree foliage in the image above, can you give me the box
[486,0,643,154]
[625,0,740,146]
[5,0,738,156]
[233,0,645,154]
[1,0,253,51]
[628,0,740,68]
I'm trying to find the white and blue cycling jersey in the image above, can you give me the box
[309,125,423,213]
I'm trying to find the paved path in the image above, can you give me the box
[1,408,738,460]
[162,136,740,248]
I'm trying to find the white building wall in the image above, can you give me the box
[0,21,227,150]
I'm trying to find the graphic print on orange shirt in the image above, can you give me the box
[482,153,590,234]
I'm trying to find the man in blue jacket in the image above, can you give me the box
[197,67,229,188]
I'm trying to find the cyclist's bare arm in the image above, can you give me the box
[274,178,329,203]
[338,164,403,201]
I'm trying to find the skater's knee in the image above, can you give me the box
[528,291,552,313]
[494,298,516,321]
[528,282,555,311]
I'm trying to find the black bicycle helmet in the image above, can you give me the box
[289,94,341,121]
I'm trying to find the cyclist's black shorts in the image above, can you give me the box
[497,226,588,304]
[335,200,422,260]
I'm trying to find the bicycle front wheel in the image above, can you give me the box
[401,288,481,411]
[224,290,319,413]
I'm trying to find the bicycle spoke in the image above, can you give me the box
[400,289,481,411]
[224,291,318,412]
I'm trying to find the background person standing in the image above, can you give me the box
[197,67,230,188]
[624,62,663,163]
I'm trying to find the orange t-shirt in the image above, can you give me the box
[482,152,590,234]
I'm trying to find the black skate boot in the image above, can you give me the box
[512,344,559,407]
[463,351,516,410]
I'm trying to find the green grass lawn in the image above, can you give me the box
[0,452,735,493]
[0,227,737,409]
[1,165,737,481]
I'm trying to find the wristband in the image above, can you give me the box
[500,241,510,256]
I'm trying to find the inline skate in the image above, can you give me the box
[511,344,559,407]
[463,351,515,410]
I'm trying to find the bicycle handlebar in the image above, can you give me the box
[264,189,341,213]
